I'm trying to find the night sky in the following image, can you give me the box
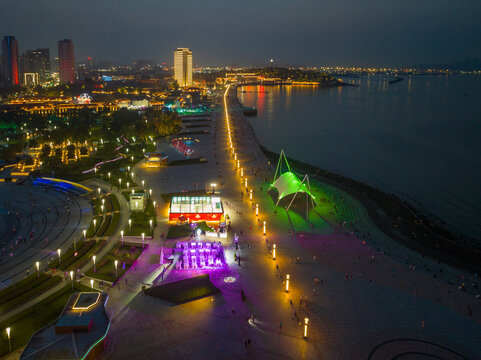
[1,0,480,66]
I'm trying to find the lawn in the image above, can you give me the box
[167,223,193,239]
[144,274,220,303]
[85,243,144,283]
[48,240,106,271]
[0,274,62,314]
[0,282,92,357]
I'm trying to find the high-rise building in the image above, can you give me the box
[58,39,75,84]
[2,35,19,85]
[22,48,50,83]
[174,48,192,87]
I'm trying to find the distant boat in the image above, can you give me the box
[389,77,404,84]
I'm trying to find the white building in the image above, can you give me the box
[174,48,193,87]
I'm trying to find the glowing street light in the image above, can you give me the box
[272,244,276,260]
[249,189,253,201]
[149,189,152,197]
[90,279,94,291]
[115,260,118,279]
[121,230,124,247]
[127,182,130,189]
[102,198,105,205]
[118,178,122,188]
[153,201,156,208]
[285,274,290,292]
[35,261,40,277]
[255,204,259,216]
[93,219,97,229]
[108,172,111,179]
[93,255,96,272]
[237,160,240,168]
[97,187,101,195]
[241,168,244,177]
[57,249,61,264]
[234,153,237,161]
[142,233,145,248]
[150,219,153,229]
[263,221,266,235]
[128,219,132,231]
[304,318,309,339]
[131,155,134,162]
[70,271,74,289]
[142,180,145,187]
[101,205,104,212]
[6,327,11,352]
[211,183,217,194]
[127,166,130,172]
[244,177,247,189]
[131,172,134,178]
[131,189,134,194]
[83,229,86,239]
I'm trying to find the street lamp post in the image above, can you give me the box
[93,255,96,272]
[90,279,94,291]
[153,201,156,208]
[244,177,247,189]
[285,274,290,292]
[142,180,145,187]
[115,260,118,279]
[98,187,101,195]
[304,318,309,339]
[57,249,61,265]
[211,183,216,194]
[128,219,132,231]
[35,261,40,278]
[142,233,145,249]
[6,327,11,352]
[150,219,153,229]
[127,182,129,189]
[256,204,259,216]
[93,219,97,230]
[70,271,74,289]
[263,221,266,235]
[101,205,104,213]
[83,229,86,240]
[272,244,276,260]
[249,189,253,201]
[108,172,111,179]
[149,189,152,197]
[119,178,122,188]
[121,230,124,247]
[241,168,243,177]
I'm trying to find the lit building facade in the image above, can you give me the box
[2,35,19,85]
[174,48,192,87]
[58,39,75,84]
[22,48,50,83]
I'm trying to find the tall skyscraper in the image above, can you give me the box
[2,35,19,85]
[22,48,50,83]
[58,39,75,84]
[174,48,193,87]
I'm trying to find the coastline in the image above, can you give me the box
[234,86,481,275]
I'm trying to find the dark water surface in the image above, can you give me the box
[238,75,481,239]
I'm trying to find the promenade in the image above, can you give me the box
[100,87,481,359]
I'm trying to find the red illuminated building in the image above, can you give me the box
[58,39,75,84]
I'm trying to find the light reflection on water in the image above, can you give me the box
[238,75,481,239]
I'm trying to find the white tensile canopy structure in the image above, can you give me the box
[268,150,317,217]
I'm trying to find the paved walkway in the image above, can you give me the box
[100,87,481,359]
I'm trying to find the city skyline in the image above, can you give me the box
[1,0,480,67]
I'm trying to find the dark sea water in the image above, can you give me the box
[238,75,481,239]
